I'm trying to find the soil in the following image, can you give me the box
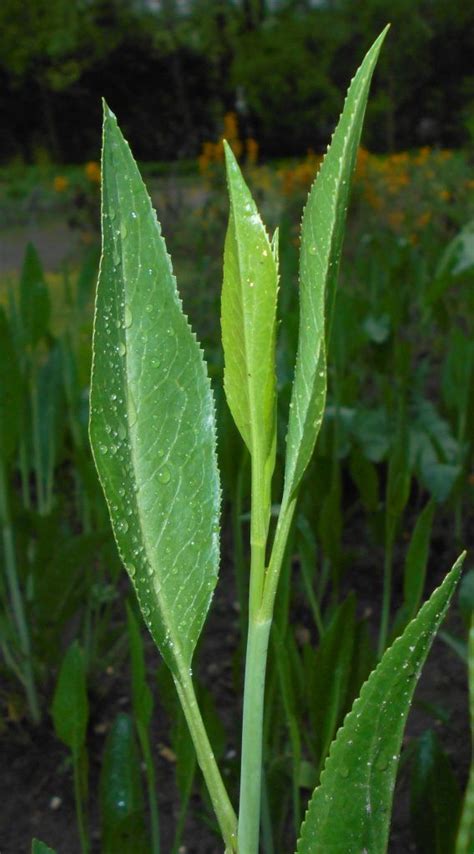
[1,501,471,854]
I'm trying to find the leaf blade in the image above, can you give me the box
[284,27,389,499]
[90,105,220,675]
[221,142,278,467]
[296,553,464,854]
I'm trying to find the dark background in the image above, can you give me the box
[1,0,474,165]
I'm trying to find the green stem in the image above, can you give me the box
[19,439,31,510]
[238,615,272,853]
[0,460,40,723]
[30,373,45,514]
[174,670,237,852]
[73,750,90,854]
[378,532,394,657]
[261,495,297,622]
[455,613,474,854]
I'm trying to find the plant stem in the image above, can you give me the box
[73,750,90,854]
[174,670,237,852]
[0,460,40,723]
[455,613,474,854]
[238,615,272,853]
[378,533,394,656]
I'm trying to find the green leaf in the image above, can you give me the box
[410,730,462,854]
[221,142,278,472]
[31,841,57,854]
[51,641,88,757]
[90,105,220,676]
[0,307,22,462]
[403,499,435,622]
[19,243,51,349]
[127,603,153,732]
[296,553,464,854]
[284,27,389,499]
[309,595,356,766]
[100,713,149,854]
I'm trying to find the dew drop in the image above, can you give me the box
[158,465,171,484]
[120,222,128,239]
[117,519,129,533]
[145,304,153,313]
[99,444,108,454]
[117,422,127,441]
[124,306,133,328]
[118,341,126,356]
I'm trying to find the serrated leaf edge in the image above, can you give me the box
[296,552,464,851]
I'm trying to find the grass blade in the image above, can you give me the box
[296,553,464,854]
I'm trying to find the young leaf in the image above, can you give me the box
[100,713,149,854]
[296,554,464,854]
[90,105,220,677]
[222,142,278,471]
[51,641,88,758]
[284,27,389,500]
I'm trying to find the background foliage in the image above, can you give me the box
[1,0,474,164]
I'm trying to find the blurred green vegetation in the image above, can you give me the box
[1,0,474,164]
[0,134,473,848]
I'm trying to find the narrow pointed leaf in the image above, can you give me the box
[90,106,220,676]
[20,243,51,349]
[51,641,88,757]
[0,307,22,462]
[222,142,278,466]
[410,730,462,854]
[296,554,464,854]
[284,27,389,499]
[100,713,149,854]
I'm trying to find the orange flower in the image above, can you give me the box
[223,112,239,141]
[53,175,68,192]
[85,161,101,183]
[246,137,259,165]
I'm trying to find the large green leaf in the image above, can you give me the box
[296,554,464,854]
[284,27,389,499]
[221,142,278,472]
[90,105,220,676]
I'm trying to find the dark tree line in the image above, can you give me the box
[1,0,473,164]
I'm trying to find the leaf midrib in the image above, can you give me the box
[108,129,187,676]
